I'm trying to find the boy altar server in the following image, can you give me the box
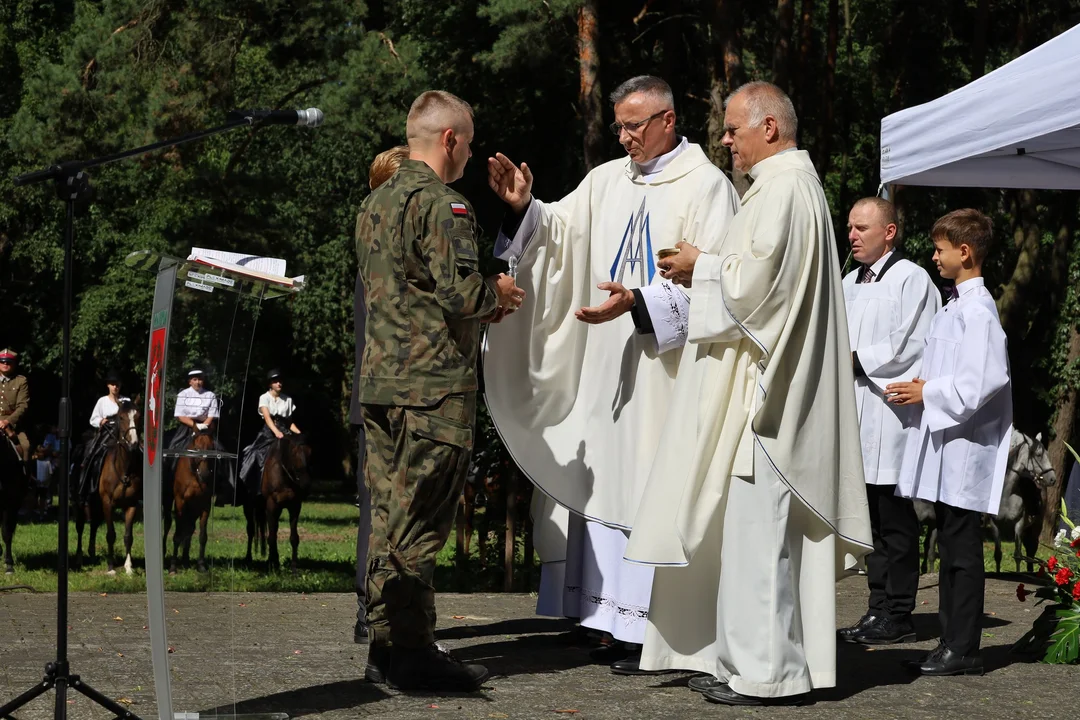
[839,198,940,645]
[887,208,1012,677]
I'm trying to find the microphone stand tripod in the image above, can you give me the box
[1,113,263,720]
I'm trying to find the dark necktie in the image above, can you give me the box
[857,265,875,284]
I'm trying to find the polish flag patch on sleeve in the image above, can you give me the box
[450,202,469,216]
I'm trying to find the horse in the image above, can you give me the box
[916,429,1056,573]
[165,428,215,573]
[98,399,142,575]
[73,399,142,573]
[244,432,311,573]
[0,430,29,574]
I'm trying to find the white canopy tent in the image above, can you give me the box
[880,22,1080,190]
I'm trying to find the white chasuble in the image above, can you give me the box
[483,142,739,529]
[843,257,940,485]
[623,150,873,692]
[896,278,1012,515]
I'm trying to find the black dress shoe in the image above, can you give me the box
[838,613,878,643]
[589,641,631,664]
[354,619,369,644]
[910,645,983,677]
[688,675,723,693]
[702,683,809,706]
[901,641,945,672]
[385,643,490,691]
[855,615,916,645]
[610,651,674,676]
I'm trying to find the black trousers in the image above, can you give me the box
[355,426,371,624]
[935,501,985,655]
[865,484,920,618]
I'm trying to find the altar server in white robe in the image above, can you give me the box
[887,208,1011,677]
[838,198,940,646]
[484,75,739,671]
[624,81,873,706]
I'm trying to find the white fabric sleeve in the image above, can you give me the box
[173,392,186,418]
[494,200,541,261]
[921,307,1010,432]
[89,397,106,428]
[636,282,690,354]
[206,392,221,419]
[857,270,941,393]
[687,177,808,357]
[257,392,271,415]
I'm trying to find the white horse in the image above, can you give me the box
[915,430,1056,573]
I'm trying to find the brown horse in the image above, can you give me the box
[98,399,142,575]
[245,432,311,573]
[165,429,215,573]
[0,430,29,574]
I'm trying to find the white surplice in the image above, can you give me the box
[896,277,1012,515]
[624,150,873,696]
[844,253,941,485]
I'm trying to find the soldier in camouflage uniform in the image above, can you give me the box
[355,90,523,692]
[0,349,31,464]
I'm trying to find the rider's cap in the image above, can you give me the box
[188,368,204,378]
[267,368,283,383]
[104,369,123,385]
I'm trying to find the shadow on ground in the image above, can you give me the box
[198,680,389,717]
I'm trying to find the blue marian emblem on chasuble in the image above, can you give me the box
[610,197,656,287]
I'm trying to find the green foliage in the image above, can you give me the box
[2,0,1080,484]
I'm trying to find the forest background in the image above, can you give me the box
[2,0,1079,542]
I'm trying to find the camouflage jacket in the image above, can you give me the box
[0,374,29,429]
[355,159,498,406]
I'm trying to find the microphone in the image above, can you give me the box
[229,108,324,128]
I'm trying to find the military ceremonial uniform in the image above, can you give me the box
[0,368,30,462]
[355,158,498,650]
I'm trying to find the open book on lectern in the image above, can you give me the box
[125,248,305,299]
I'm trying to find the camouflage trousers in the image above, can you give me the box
[362,392,475,649]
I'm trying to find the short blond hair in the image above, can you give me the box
[406,90,473,146]
[368,145,409,190]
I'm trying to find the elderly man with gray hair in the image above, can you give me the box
[484,76,739,674]
[624,81,873,706]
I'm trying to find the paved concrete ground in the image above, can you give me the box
[0,575,1073,719]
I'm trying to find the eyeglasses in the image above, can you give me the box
[609,110,670,136]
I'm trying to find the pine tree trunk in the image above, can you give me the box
[794,0,815,113]
[578,0,605,171]
[997,189,1041,337]
[970,0,989,80]
[773,0,796,92]
[1045,327,1080,543]
[815,0,838,176]
[706,0,749,193]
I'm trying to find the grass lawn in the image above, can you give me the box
[2,499,539,594]
[0,496,1058,594]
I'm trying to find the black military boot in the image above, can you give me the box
[385,643,490,691]
[364,642,389,684]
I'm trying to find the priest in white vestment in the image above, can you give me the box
[484,76,739,671]
[624,81,873,706]
[838,198,940,646]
